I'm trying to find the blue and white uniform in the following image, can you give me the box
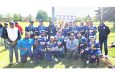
[33,35,47,63]
[46,41,58,61]
[25,25,36,38]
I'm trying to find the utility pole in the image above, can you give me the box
[52,7,55,22]
[100,7,103,23]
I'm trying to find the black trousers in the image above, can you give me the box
[99,38,108,55]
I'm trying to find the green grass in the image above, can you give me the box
[0,22,115,68]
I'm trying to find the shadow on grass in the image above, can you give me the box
[3,57,109,68]
[3,58,58,68]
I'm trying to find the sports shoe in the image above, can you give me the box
[105,55,108,59]
[86,60,89,64]
[9,62,13,65]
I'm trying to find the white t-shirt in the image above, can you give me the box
[7,27,18,41]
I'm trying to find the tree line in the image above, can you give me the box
[0,10,50,22]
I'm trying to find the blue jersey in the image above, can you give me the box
[68,26,75,33]
[79,26,86,31]
[17,38,34,55]
[36,25,46,35]
[47,42,58,48]
[88,26,97,37]
[62,27,70,37]
[75,26,80,33]
[88,41,101,55]
[36,36,47,51]
[47,25,56,36]
[25,25,36,33]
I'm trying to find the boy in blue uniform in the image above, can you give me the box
[47,20,57,40]
[46,36,58,61]
[62,23,70,54]
[17,32,34,63]
[33,30,47,63]
[68,21,75,34]
[88,21,97,40]
[62,23,70,37]
[25,20,36,38]
[55,30,65,59]
[73,21,80,33]
[77,32,87,60]
[79,22,86,36]
[84,36,101,65]
[36,19,46,36]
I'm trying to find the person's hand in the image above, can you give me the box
[80,44,84,47]
[23,48,28,50]
[57,42,62,45]
[12,41,16,45]
[80,50,84,54]
[41,42,46,45]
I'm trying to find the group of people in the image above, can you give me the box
[0,19,110,65]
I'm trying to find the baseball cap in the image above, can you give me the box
[9,21,15,25]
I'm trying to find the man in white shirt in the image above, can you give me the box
[5,21,21,65]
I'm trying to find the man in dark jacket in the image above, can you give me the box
[98,22,110,58]
[0,22,4,46]
[2,22,8,49]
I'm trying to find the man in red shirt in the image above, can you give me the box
[15,21,23,35]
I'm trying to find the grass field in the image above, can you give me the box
[0,22,115,68]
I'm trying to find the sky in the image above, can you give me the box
[0,0,115,18]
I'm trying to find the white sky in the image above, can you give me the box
[0,0,115,18]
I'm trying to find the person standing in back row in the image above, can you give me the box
[98,22,110,59]
[5,21,21,65]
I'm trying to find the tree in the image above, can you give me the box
[95,7,115,29]
[5,13,13,21]
[82,15,91,22]
[0,14,3,20]
[76,17,82,22]
[13,13,20,21]
[28,14,33,21]
[36,10,49,22]
[48,17,52,21]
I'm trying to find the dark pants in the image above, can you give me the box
[99,38,108,55]
[33,49,45,63]
[66,50,74,58]
[46,50,64,61]
[20,51,33,63]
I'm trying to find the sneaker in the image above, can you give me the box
[16,62,20,64]
[53,58,58,62]
[105,55,108,59]
[86,60,89,64]
[9,62,13,65]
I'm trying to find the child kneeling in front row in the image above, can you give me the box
[83,36,101,65]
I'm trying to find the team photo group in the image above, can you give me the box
[0,19,110,66]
